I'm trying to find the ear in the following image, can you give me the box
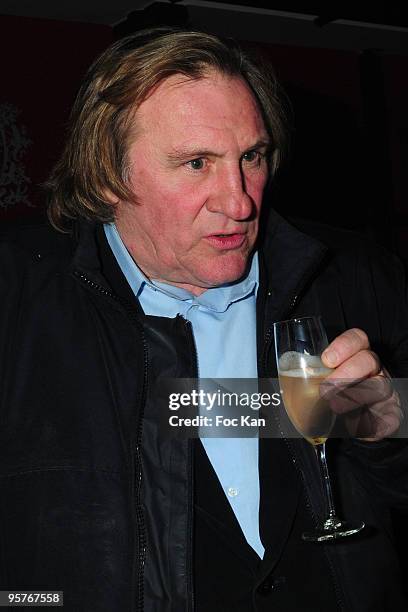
[103,188,120,205]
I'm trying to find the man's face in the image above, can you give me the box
[114,70,270,295]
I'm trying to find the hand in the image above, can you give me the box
[320,328,402,441]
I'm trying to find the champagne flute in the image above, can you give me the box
[273,316,365,542]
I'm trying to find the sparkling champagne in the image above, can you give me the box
[274,319,365,541]
[279,360,334,445]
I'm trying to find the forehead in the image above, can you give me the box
[133,71,267,147]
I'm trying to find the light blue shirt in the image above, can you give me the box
[104,223,264,558]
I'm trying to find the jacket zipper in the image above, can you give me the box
[72,270,148,612]
[261,292,299,377]
[135,347,148,612]
[260,246,326,378]
[182,318,198,612]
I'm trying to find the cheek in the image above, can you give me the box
[247,173,268,206]
[154,184,206,226]
[139,187,202,242]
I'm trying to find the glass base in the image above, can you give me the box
[302,516,365,542]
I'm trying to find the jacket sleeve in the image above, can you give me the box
[342,438,408,511]
[341,243,408,511]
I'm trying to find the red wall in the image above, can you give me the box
[0,15,112,223]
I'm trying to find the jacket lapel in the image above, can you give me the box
[255,210,327,574]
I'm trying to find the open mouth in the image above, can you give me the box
[205,233,246,250]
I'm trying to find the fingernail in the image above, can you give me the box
[323,349,337,368]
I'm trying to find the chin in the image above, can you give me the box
[201,255,250,287]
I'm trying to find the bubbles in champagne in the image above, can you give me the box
[278,351,334,442]
[278,351,332,377]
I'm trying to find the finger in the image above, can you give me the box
[345,390,402,440]
[324,349,381,383]
[322,328,370,368]
[321,374,393,414]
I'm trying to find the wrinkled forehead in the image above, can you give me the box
[141,67,247,104]
[132,70,267,145]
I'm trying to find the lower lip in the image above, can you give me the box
[205,234,246,250]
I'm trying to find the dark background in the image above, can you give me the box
[1,3,407,258]
[1,0,407,591]
[1,2,407,259]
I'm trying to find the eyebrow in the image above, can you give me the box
[166,148,217,163]
[166,139,271,163]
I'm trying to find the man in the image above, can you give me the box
[0,27,407,611]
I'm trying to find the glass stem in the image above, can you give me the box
[315,442,338,525]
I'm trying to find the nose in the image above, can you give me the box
[206,165,255,221]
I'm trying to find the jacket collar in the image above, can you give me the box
[258,209,327,328]
[70,211,327,311]
[254,209,327,372]
[70,221,112,289]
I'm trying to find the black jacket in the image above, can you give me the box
[0,210,407,611]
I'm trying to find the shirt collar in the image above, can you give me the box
[104,222,259,312]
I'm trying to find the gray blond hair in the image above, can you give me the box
[46,27,289,231]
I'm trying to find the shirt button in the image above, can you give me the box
[227,487,239,497]
[258,576,286,596]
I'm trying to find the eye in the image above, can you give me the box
[187,158,205,171]
[242,150,262,165]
